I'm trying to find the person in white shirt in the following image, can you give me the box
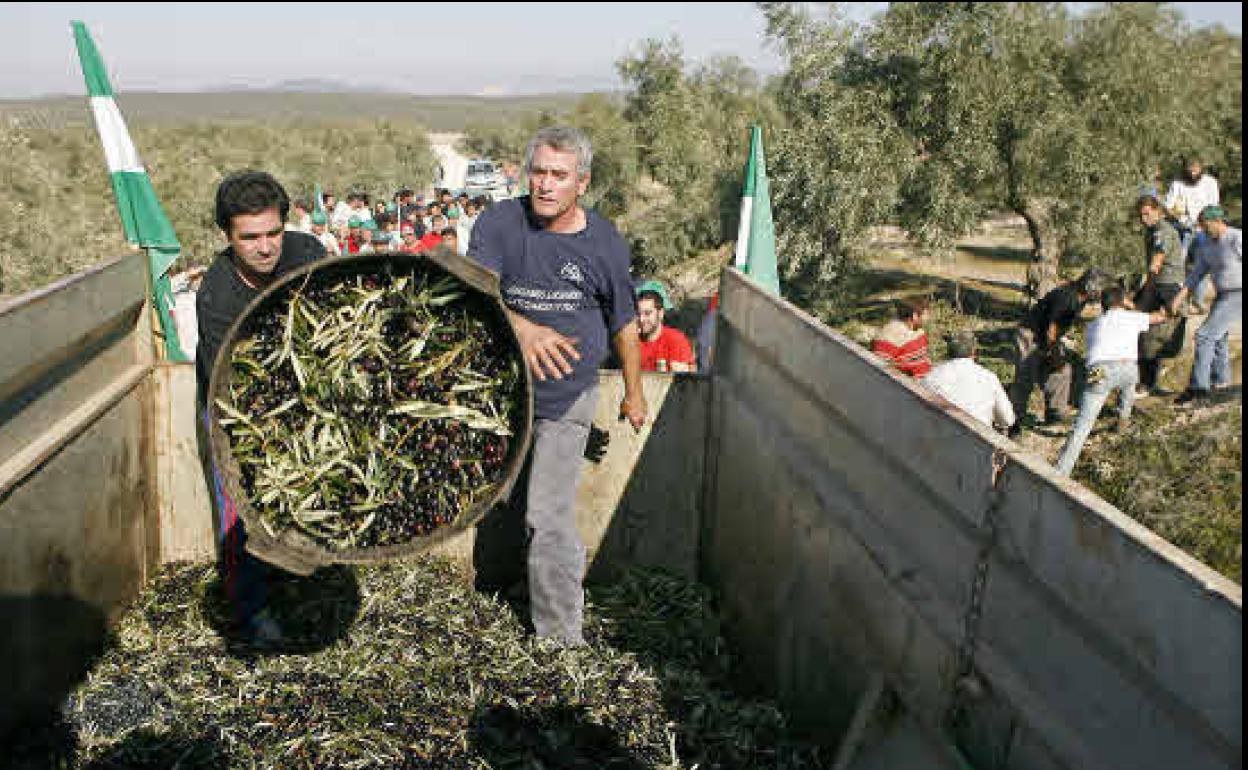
[924,330,1014,432]
[447,207,471,255]
[1164,156,1221,311]
[285,198,312,233]
[346,193,375,227]
[1164,157,1221,246]
[1055,285,1167,475]
[330,196,354,229]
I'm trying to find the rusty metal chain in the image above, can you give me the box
[946,448,1010,730]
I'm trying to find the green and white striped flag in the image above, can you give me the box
[72,21,188,362]
[733,125,781,297]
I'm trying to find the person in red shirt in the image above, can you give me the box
[343,217,364,255]
[398,223,422,254]
[636,283,695,372]
[413,214,447,253]
[871,296,932,378]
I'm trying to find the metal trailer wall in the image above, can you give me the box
[0,255,158,733]
[703,268,1242,769]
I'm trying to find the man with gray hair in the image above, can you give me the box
[468,126,646,645]
[924,330,1015,432]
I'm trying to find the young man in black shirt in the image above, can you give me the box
[1008,268,1105,438]
[196,170,326,644]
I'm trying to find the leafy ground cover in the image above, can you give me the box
[10,557,831,769]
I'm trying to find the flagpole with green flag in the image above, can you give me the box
[72,20,188,362]
[732,125,781,297]
[314,182,327,219]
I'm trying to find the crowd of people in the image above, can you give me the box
[870,155,1240,477]
[283,187,493,260]
[288,190,709,375]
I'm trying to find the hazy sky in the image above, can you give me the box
[2,3,1241,99]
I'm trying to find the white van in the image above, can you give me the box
[463,159,507,199]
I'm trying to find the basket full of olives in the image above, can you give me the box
[206,248,533,575]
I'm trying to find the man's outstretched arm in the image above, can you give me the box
[613,322,647,431]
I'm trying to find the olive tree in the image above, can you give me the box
[760,1,1242,285]
[616,39,781,273]
[568,94,639,219]
[760,3,919,313]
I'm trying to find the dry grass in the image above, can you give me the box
[0,92,591,133]
[0,120,435,299]
[1074,402,1242,583]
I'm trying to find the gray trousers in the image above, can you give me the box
[526,385,598,643]
[1010,327,1073,423]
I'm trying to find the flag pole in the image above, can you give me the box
[733,126,758,271]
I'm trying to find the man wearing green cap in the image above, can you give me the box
[1171,205,1242,406]
[310,211,340,256]
[344,217,364,255]
[635,280,695,372]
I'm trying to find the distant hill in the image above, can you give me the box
[0,91,603,132]
[269,78,381,93]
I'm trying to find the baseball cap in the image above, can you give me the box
[1199,204,1226,222]
[634,279,673,311]
[348,217,362,228]
[310,212,327,225]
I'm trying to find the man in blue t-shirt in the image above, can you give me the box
[468,126,646,645]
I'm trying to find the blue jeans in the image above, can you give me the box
[1056,361,1138,475]
[201,409,271,627]
[1189,290,1241,391]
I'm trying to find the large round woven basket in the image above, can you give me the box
[205,247,533,576]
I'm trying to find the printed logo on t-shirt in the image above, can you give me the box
[503,283,587,313]
[559,261,584,283]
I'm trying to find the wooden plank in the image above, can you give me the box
[153,363,214,563]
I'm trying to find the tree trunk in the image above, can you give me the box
[999,124,1062,301]
[1018,199,1061,303]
